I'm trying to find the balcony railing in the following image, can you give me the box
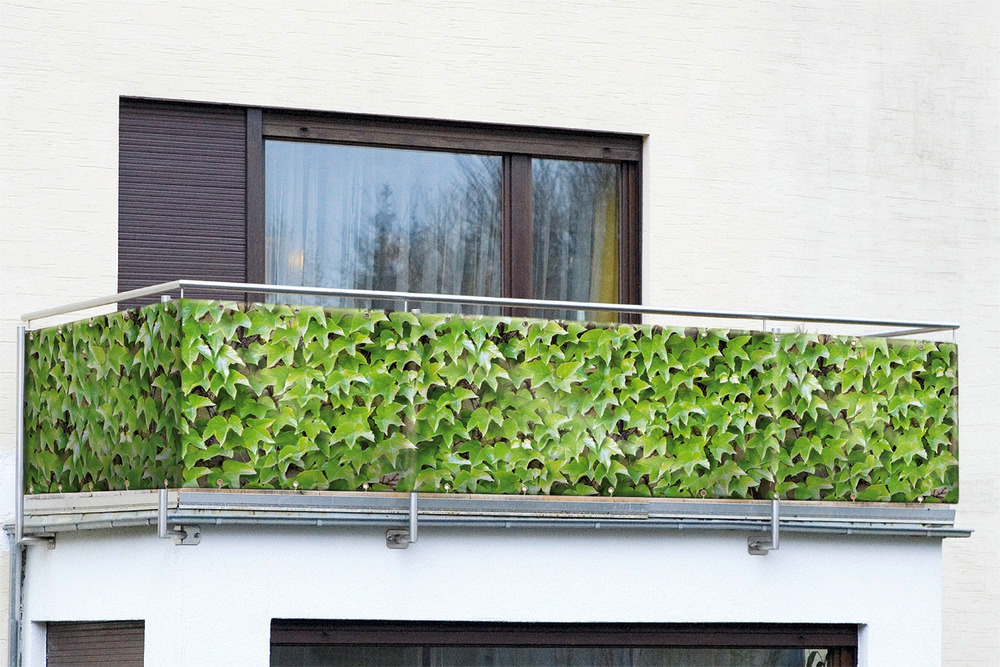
[19,281,959,508]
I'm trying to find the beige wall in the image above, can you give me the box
[1,1,997,662]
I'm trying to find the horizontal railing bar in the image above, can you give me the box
[17,513,972,539]
[22,278,960,333]
[866,326,951,339]
[21,280,182,324]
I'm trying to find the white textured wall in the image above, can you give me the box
[20,526,942,667]
[1,1,996,663]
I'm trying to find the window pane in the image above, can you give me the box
[531,159,619,320]
[270,645,422,666]
[265,140,502,313]
[272,645,821,666]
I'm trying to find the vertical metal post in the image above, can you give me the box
[8,535,22,667]
[770,496,780,550]
[11,324,27,666]
[748,496,780,555]
[15,325,25,545]
[408,492,418,544]
[158,489,168,539]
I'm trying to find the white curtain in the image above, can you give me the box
[265,140,502,312]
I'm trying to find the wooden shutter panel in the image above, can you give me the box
[47,621,144,666]
[119,98,247,301]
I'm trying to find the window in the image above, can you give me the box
[254,111,641,317]
[269,620,858,667]
[46,621,145,667]
[264,141,504,311]
[119,100,641,317]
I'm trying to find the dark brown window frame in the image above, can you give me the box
[246,109,643,307]
[270,620,857,666]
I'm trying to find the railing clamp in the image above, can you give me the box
[20,535,55,550]
[158,488,200,546]
[168,525,201,546]
[386,492,419,549]
[748,496,780,555]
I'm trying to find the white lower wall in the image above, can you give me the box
[21,526,941,667]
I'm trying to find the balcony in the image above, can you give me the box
[14,281,965,546]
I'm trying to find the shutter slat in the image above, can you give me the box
[119,99,247,305]
[47,621,144,666]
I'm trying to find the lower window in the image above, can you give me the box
[270,620,856,667]
[46,621,144,667]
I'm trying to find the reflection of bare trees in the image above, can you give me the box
[267,142,620,318]
[532,159,618,319]
[361,155,502,314]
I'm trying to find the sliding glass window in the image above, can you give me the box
[259,114,641,319]
[265,141,501,311]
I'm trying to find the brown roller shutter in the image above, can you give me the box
[119,98,247,302]
[47,621,144,666]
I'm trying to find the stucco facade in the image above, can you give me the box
[1,1,997,664]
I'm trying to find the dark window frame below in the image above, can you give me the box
[271,620,858,649]
[270,620,857,667]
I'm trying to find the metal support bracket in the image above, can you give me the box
[748,497,780,555]
[169,525,201,546]
[20,535,55,550]
[158,489,200,545]
[386,493,418,549]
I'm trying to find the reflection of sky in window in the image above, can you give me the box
[265,140,500,236]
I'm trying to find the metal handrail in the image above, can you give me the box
[21,278,960,335]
